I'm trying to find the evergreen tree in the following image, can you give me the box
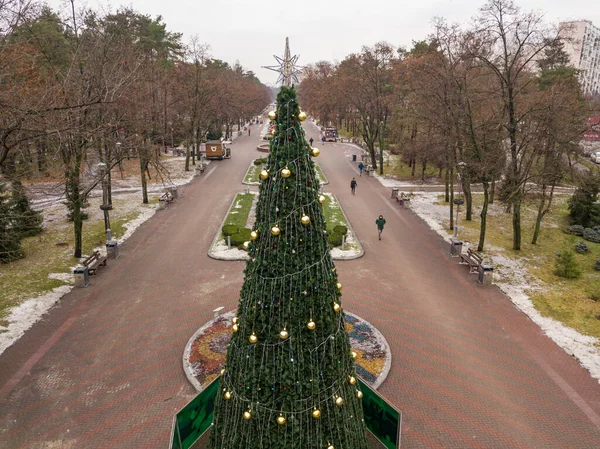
[10,178,43,238]
[210,86,367,449]
[0,181,23,263]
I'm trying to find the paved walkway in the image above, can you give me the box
[1,124,600,449]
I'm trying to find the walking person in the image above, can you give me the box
[309,137,314,146]
[350,178,358,195]
[375,215,386,240]
[321,135,325,144]
[248,127,251,136]
[358,161,364,176]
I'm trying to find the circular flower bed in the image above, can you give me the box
[183,310,391,391]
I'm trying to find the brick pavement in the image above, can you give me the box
[1,124,600,448]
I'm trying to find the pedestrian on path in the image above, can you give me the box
[358,161,364,176]
[309,137,314,146]
[248,127,251,136]
[350,178,358,195]
[321,136,325,144]
[375,215,386,240]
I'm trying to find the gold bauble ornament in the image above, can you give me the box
[351,351,357,359]
[250,230,258,240]
[271,225,281,236]
[327,445,334,449]
[357,390,363,399]
[249,332,258,344]
[335,396,344,407]
[242,241,249,250]
[220,368,225,375]
[279,329,289,340]
[277,415,287,425]
[319,195,326,204]
[348,376,357,385]
[232,323,239,333]
[224,391,232,400]
[333,302,341,312]
[312,408,321,419]
[268,110,277,121]
[243,410,252,420]
[232,317,238,324]
[310,147,320,157]
[307,320,316,331]
[259,169,269,180]
[298,111,307,122]
[336,282,342,291]
[300,214,310,225]
[281,167,291,178]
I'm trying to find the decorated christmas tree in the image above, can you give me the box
[209,85,368,449]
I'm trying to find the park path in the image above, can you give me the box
[0,121,599,448]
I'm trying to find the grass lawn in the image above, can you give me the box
[222,193,255,231]
[322,193,359,252]
[385,153,441,181]
[440,193,600,339]
[244,159,328,184]
[0,197,146,324]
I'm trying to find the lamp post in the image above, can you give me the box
[453,161,467,238]
[97,162,112,242]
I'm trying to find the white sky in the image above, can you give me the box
[49,0,600,85]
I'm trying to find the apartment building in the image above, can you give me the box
[559,20,600,96]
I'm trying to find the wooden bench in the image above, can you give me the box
[459,248,483,274]
[160,191,174,204]
[82,250,107,275]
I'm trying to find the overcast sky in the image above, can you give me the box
[48,0,600,85]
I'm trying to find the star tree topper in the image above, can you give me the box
[263,37,303,86]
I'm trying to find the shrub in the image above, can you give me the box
[583,227,600,243]
[594,259,600,271]
[253,157,268,166]
[333,225,348,235]
[566,225,584,236]
[574,241,590,254]
[327,232,343,247]
[554,250,582,279]
[222,224,239,236]
[229,228,252,247]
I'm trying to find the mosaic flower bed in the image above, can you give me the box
[184,310,391,391]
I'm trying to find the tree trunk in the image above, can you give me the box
[477,179,490,251]
[449,169,454,231]
[421,160,426,182]
[140,140,149,204]
[512,195,522,250]
[532,184,554,245]
[185,140,191,171]
[445,168,450,202]
[490,178,495,204]
[463,177,472,221]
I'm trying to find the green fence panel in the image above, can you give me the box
[172,376,401,449]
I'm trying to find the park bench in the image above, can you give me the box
[159,191,174,209]
[82,250,107,275]
[459,248,483,274]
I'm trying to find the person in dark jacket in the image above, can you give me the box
[375,215,386,240]
[309,137,314,146]
[350,178,358,195]
[358,161,364,176]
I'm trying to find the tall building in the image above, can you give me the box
[559,20,600,96]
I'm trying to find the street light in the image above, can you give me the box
[453,161,467,238]
[97,162,112,242]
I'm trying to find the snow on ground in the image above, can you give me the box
[0,160,192,356]
[379,187,600,382]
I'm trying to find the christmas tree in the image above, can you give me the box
[11,178,43,238]
[209,86,368,449]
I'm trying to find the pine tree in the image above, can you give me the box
[0,181,23,263]
[10,178,43,238]
[210,86,368,449]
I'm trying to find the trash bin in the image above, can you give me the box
[391,188,399,199]
[106,240,119,259]
[170,186,178,199]
[158,199,166,210]
[450,238,463,257]
[402,198,411,209]
[478,264,494,285]
[352,154,357,162]
[74,266,89,288]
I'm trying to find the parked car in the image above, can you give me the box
[591,151,600,164]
